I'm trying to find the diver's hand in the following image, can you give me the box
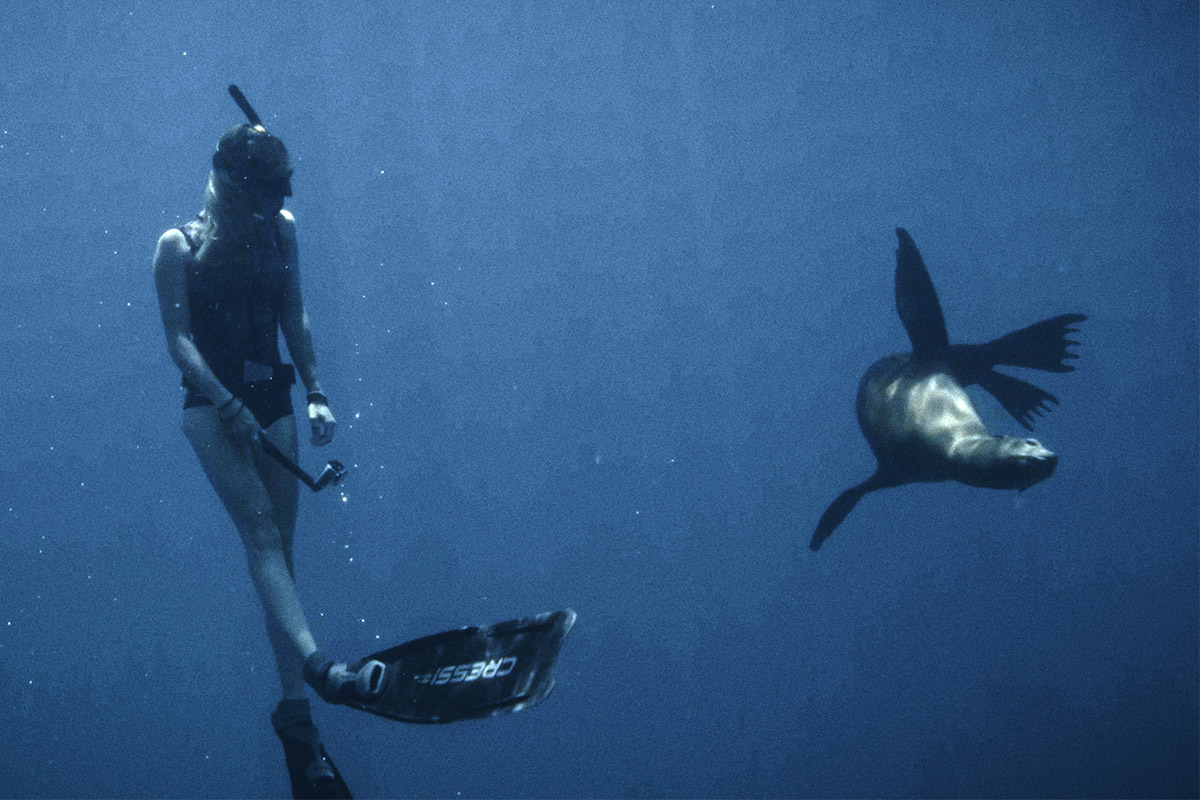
[219,399,260,446]
[308,398,336,446]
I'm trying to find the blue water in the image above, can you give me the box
[2,2,1196,797]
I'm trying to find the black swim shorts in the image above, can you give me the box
[183,362,296,429]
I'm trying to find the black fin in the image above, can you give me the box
[337,609,575,724]
[978,313,1087,373]
[975,370,1060,431]
[894,228,949,359]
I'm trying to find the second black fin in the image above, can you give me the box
[271,699,353,800]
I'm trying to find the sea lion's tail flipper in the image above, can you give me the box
[977,313,1087,373]
[810,473,890,552]
[976,370,1060,431]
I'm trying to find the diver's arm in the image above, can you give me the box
[153,229,235,407]
[277,211,336,446]
[277,212,321,393]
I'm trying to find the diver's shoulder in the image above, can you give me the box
[153,227,192,284]
[157,225,187,245]
[155,227,190,262]
[276,208,297,240]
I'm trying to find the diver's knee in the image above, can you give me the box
[239,510,284,554]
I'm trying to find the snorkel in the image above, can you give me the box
[213,85,293,208]
[228,84,264,127]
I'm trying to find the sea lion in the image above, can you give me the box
[809,228,1085,552]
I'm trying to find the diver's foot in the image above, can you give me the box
[270,698,352,800]
[303,651,386,706]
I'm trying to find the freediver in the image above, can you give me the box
[153,86,370,799]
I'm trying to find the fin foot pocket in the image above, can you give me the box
[270,698,353,800]
[304,652,386,705]
[304,757,338,793]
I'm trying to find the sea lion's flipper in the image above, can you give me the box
[977,313,1087,373]
[809,472,894,551]
[894,228,949,359]
[975,370,1060,431]
[952,313,1085,429]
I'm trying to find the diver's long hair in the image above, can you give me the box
[194,170,244,260]
[199,172,218,231]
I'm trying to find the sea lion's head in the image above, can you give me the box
[953,435,1057,490]
[989,436,1057,490]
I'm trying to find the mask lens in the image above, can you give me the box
[255,174,292,198]
[219,169,291,199]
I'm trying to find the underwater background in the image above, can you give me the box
[1,2,1196,798]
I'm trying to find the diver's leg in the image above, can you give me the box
[184,407,317,698]
[256,414,300,577]
[255,415,305,696]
